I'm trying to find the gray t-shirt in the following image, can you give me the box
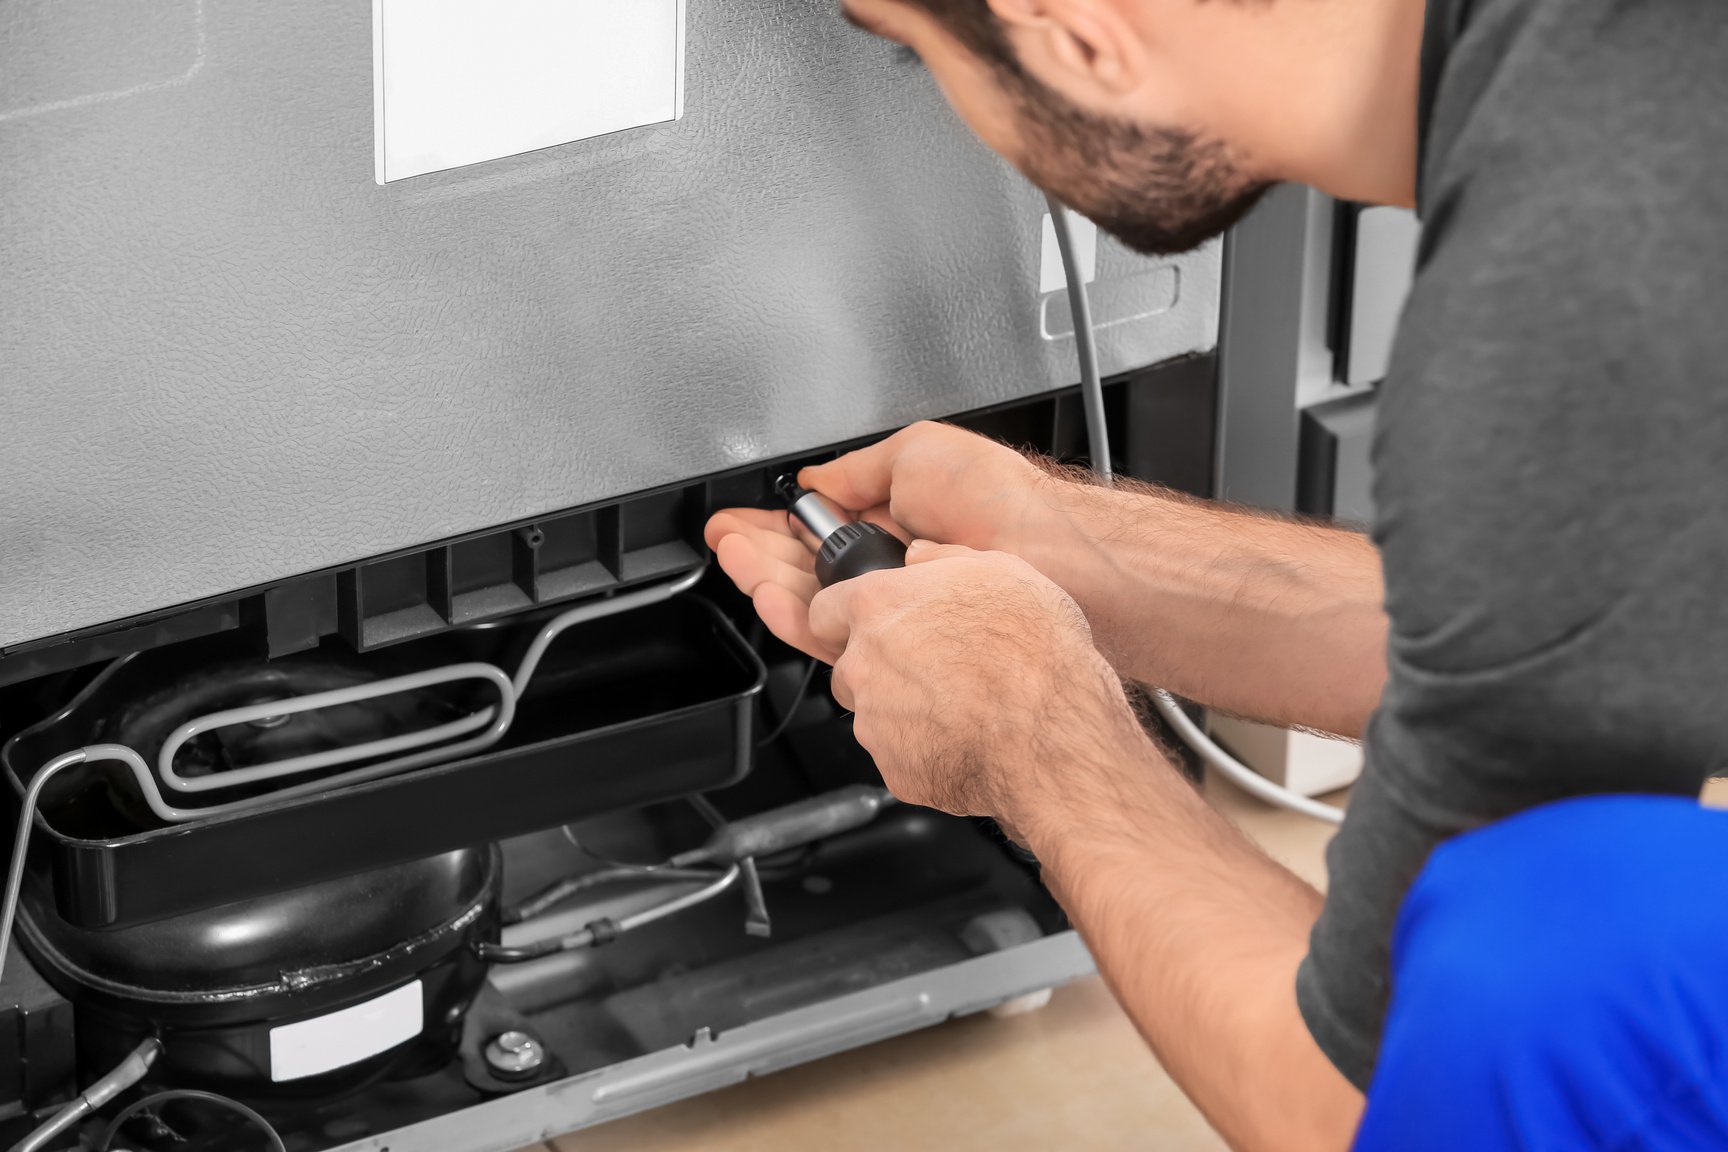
[1296,0,1728,1089]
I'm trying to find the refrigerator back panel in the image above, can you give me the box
[0,0,1220,648]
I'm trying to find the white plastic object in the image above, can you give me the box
[374,0,686,183]
[1206,714,1364,798]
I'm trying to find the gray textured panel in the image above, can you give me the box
[0,0,1218,648]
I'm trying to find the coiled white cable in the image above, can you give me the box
[1045,194,1345,825]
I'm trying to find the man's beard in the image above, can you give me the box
[1012,78,1271,257]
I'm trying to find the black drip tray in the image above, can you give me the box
[3,595,764,930]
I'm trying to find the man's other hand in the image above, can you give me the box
[807,541,1135,830]
[703,422,1079,663]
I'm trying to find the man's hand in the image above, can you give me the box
[805,541,1137,829]
[708,418,1388,737]
[795,420,1068,555]
[705,424,1371,1150]
[703,422,1081,663]
[792,536,1365,1152]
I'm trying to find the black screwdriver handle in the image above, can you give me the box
[813,522,907,587]
[776,474,908,587]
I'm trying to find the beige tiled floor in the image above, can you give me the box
[513,772,1343,1152]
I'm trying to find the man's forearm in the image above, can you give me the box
[1020,717,1364,1151]
[1022,477,1388,738]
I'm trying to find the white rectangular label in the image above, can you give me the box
[269,980,424,1082]
[374,0,685,182]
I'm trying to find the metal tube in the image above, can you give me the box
[0,750,87,989]
[6,1035,162,1152]
[1046,193,1112,480]
[131,563,703,819]
[788,492,849,543]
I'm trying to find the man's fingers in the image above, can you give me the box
[707,512,816,571]
[829,652,858,712]
[859,503,913,544]
[705,507,788,549]
[714,534,821,603]
[806,582,859,653]
[705,508,808,558]
[753,581,840,664]
[903,540,979,565]
[799,426,923,511]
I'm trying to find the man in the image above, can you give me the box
[707,0,1728,1146]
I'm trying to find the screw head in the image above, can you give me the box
[485,1030,545,1079]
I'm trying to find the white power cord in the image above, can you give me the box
[1044,193,1345,825]
[1148,689,1343,825]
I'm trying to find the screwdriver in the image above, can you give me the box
[775,474,907,587]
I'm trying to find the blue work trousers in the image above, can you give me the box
[1355,795,1728,1151]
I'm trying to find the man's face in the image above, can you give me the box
[842,0,1270,256]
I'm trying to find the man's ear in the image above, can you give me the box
[986,0,1145,97]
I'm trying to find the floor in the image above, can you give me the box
[511,772,1343,1152]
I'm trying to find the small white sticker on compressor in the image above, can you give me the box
[269,981,425,1082]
